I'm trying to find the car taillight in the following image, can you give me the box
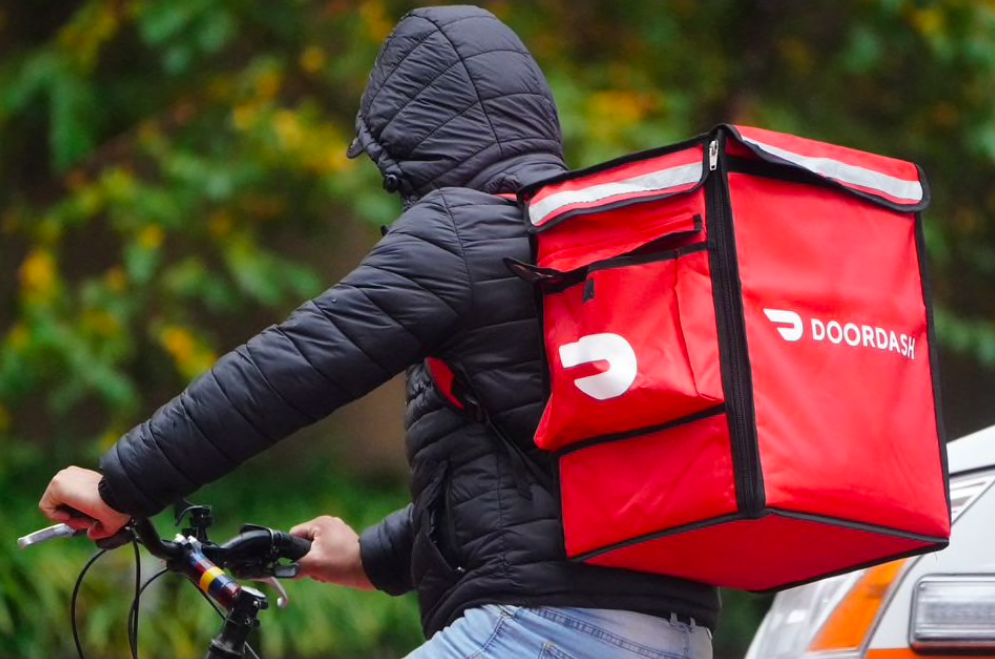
[911,576,995,651]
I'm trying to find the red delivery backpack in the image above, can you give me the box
[508,124,950,591]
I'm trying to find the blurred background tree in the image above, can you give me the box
[3,1,995,657]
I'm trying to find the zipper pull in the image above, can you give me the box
[708,139,719,171]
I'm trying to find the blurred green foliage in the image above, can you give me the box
[4,0,995,447]
[0,0,394,448]
[4,1,995,658]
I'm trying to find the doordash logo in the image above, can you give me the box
[558,333,637,400]
[763,308,917,360]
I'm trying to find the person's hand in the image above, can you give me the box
[289,515,374,591]
[39,466,131,540]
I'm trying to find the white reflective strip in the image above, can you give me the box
[530,162,703,226]
[740,136,923,203]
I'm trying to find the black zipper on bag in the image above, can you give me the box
[706,134,765,516]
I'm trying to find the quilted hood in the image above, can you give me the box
[347,5,566,202]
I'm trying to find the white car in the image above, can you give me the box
[744,425,995,659]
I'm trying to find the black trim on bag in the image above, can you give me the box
[505,214,705,293]
[746,508,950,594]
[505,241,710,297]
[706,132,766,517]
[558,404,726,457]
[589,240,707,274]
[750,543,947,595]
[913,209,951,520]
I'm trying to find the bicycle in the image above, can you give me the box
[18,502,311,659]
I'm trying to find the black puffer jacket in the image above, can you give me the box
[99,5,719,637]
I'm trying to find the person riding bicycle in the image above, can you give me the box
[39,6,717,658]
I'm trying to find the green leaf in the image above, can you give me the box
[123,238,162,285]
[223,236,285,306]
[49,63,98,171]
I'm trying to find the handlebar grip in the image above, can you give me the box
[274,532,311,561]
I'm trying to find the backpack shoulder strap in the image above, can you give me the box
[423,357,553,495]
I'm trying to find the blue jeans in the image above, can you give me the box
[403,605,713,659]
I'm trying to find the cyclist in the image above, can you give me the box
[39,6,716,658]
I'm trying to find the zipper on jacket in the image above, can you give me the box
[705,135,765,516]
[443,479,466,574]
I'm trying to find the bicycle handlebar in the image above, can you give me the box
[19,505,313,659]
[209,526,312,578]
[19,514,312,609]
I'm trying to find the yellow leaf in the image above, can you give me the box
[316,146,355,175]
[83,308,120,338]
[99,428,122,451]
[233,103,259,131]
[300,46,327,74]
[909,6,944,36]
[257,69,282,100]
[158,325,217,379]
[106,266,127,293]
[19,249,58,301]
[274,110,303,150]
[587,90,656,142]
[360,0,393,42]
[102,167,137,202]
[8,324,30,351]
[138,225,165,250]
[57,0,120,71]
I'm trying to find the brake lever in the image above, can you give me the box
[272,562,302,579]
[18,522,134,550]
[251,576,291,609]
[18,523,83,548]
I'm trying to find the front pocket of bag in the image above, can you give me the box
[559,412,737,560]
[536,247,723,451]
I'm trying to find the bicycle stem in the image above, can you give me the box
[204,587,269,659]
[133,518,243,610]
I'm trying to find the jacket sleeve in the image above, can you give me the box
[99,199,472,518]
[359,504,414,595]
